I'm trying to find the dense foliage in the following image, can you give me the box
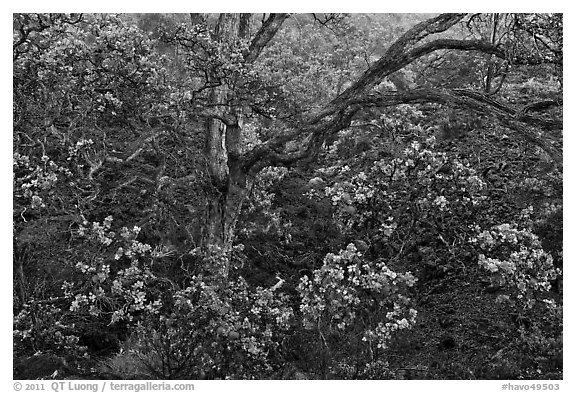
[13,13,562,380]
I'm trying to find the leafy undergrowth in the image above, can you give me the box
[14,150,562,380]
[14,266,561,381]
[229,132,562,380]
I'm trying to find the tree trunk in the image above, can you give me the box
[202,122,252,278]
[484,13,499,94]
[200,14,249,279]
[195,13,288,279]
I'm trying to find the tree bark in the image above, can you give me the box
[201,14,240,277]
[484,13,500,94]
[200,14,288,279]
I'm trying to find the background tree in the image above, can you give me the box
[158,13,561,275]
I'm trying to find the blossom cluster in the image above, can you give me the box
[13,152,72,211]
[297,243,417,350]
[73,216,163,322]
[129,274,295,379]
[67,138,95,161]
[13,304,83,354]
[77,217,152,263]
[532,202,562,228]
[309,137,488,238]
[14,214,167,354]
[471,223,560,309]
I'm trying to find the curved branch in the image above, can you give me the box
[244,86,562,173]
[308,14,512,123]
[244,13,289,63]
[407,38,505,63]
[242,107,359,173]
[355,88,562,164]
[520,99,562,114]
[241,13,562,173]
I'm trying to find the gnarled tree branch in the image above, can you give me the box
[244,13,290,64]
[308,14,469,123]
[244,85,563,172]
[242,13,561,173]
[354,88,562,164]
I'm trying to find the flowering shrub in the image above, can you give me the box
[310,137,488,246]
[324,138,486,221]
[510,173,561,199]
[471,223,560,309]
[13,301,84,356]
[66,217,165,322]
[471,221,563,375]
[297,243,417,351]
[15,213,295,378]
[14,14,171,130]
[111,275,294,379]
[329,359,396,379]
[13,216,165,354]
[13,152,72,212]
